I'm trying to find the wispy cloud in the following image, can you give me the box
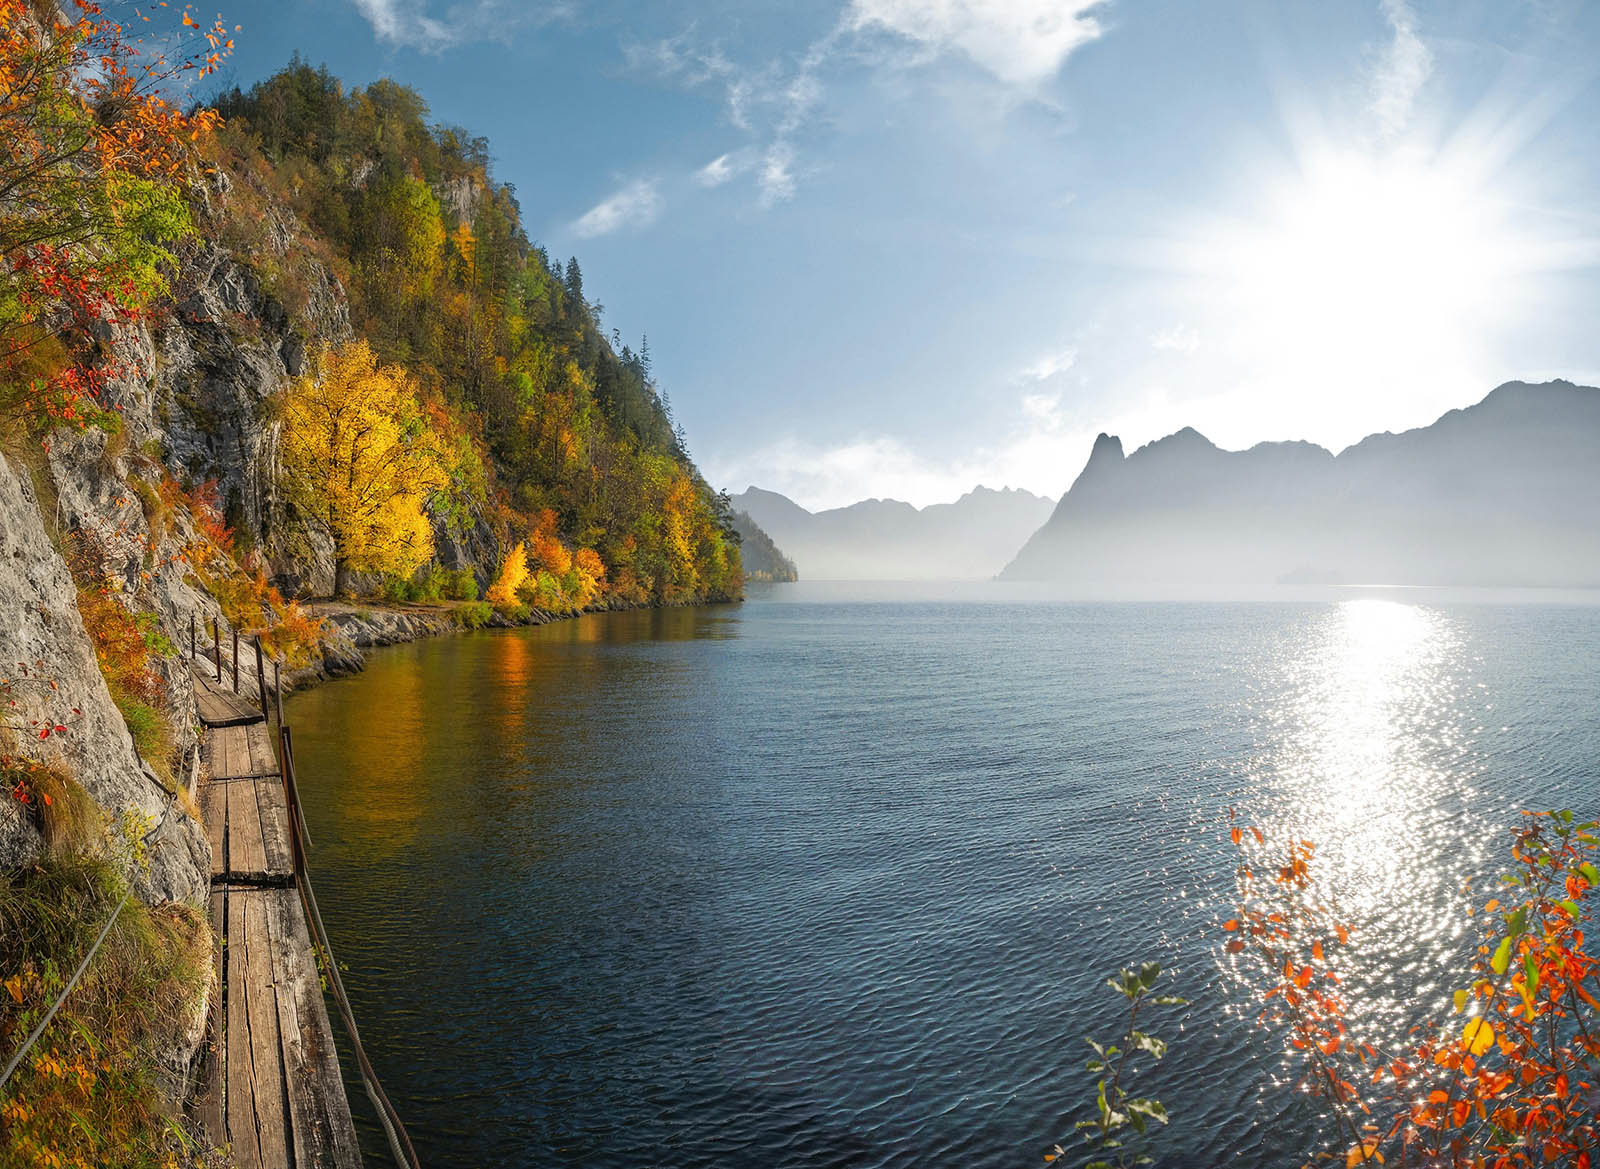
[624,1,1105,212]
[694,152,744,187]
[350,0,451,48]
[1369,0,1433,139]
[571,179,662,238]
[1019,347,1077,383]
[758,142,799,205]
[347,0,568,52]
[847,0,1107,87]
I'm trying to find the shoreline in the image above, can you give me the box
[282,595,742,696]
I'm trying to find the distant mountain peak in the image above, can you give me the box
[1137,426,1217,457]
[1088,433,1125,463]
[729,483,1057,579]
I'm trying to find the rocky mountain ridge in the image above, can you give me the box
[1002,380,1600,591]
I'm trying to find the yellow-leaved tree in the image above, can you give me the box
[280,340,445,596]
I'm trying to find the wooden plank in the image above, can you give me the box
[227,776,266,879]
[224,726,249,781]
[225,888,265,1169]
[196,674,266,728]
[267,888,363,1169]
[201,783,226,881]
[239,891,293,1168]
[253,778,294,885]
[246,721,280,778]
[210,725,250,780]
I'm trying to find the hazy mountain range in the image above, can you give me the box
[730,486,1056,580]
[1002,380,1600,591]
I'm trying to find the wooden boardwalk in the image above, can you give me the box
[189,672,362,1168]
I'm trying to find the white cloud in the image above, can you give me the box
[757,142,798,205]
[1369,0,1433,139]
[348,0,567,51]
[695,153,743,187]
[848,0,1106,87]
[1019,347,1077,382]
[571,179,662,238]
[350,0,451,48]
[1150,323,1200,353]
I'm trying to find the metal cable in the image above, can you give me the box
[0,745,197,1093]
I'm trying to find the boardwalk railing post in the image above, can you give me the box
[273,660,283,730]
[213,617,222,682]
[254,637,269,724]
[231,629,239,693]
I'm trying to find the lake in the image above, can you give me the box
[286,585,1600,1167]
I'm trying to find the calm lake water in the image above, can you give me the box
[286,585,1600,1168]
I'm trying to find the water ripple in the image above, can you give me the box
[287,596,1600,1168]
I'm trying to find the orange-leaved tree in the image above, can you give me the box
[279,340,445,596]
[0,0,231,425]
[1225,810,1600,1169]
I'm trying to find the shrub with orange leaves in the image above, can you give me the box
[1223,810,1600,1169]
[528,508,572,578]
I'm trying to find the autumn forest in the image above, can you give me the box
[210,58,744,608]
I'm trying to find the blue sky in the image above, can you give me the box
[210,0,1600,509]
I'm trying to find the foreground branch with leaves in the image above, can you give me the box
[1050,962,1185,1169]
[1226,810,1600,1169]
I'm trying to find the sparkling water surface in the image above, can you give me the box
[285,585,1600,1168]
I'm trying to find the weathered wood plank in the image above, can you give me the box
[195,673,266,728]
[246,721,279,778]
[240,891,292,1169]
[228,776,266,879]
[254,778,295,885]
[268,888,364,1168]
[225,887,264,1169]
[201,783,226,880]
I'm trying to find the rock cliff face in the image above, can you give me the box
[1002,381,1600,592]
[0,454,206,902]
[0,172,359,901]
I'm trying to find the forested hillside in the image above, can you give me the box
[204,59,741,606]
[730,510,799,581]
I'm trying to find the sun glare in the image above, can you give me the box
[1170,139,1549,450]
[1231,151,1503,358]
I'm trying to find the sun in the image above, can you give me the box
[1167,137,1551,450]
[1223,148,1510,381]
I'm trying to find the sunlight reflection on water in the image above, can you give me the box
[1249,600,1486,1060]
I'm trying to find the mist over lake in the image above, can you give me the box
[288,586,1600,1168]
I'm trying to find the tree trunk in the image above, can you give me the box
[333,555,348,599]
